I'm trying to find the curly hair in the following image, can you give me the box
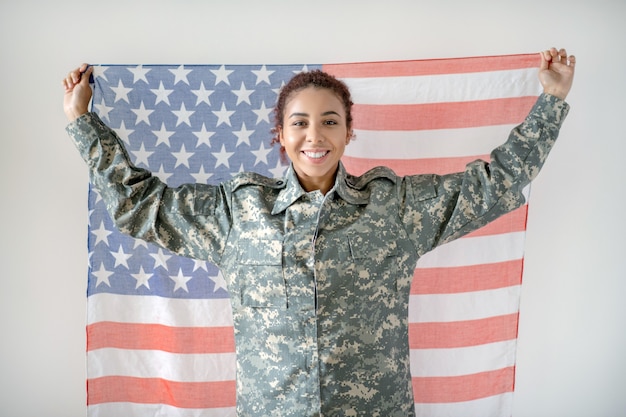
[270,70,354,160]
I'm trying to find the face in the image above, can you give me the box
[279,87,352,194]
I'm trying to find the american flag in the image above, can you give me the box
[86,54,542,416]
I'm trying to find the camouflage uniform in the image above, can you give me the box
[67,93,569,416]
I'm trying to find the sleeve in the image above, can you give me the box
[400,93,570,257]
[65,112,232,264]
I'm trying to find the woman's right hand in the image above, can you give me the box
[62,63,93,122]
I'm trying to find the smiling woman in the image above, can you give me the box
[62,49,575,416]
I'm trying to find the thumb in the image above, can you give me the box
[539,51,550,71]
[80,65,94,86]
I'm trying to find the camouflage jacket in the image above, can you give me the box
[67,93,569,416]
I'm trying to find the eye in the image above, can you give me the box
[323,120,338,125]
[292,120,307,127]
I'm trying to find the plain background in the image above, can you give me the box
[1,1,624,416]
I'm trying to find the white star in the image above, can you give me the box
[172,143,194,168]
[131,101,154,125]
[253,101,272,124]
[193,124,215,146]
[170,268,192,292]
[133,239,149,250]
[115,120,134,144]
[91,221,112,246]
[212,103,235,127]
[151,81,174,105]
[252,143,272,166]
[93,98,112,122]
[91,264,113,287]
[252,65,274,85]
[172,102,194,127]
[191,81,214,105]
[170,65,192,85]
[150,248,171,269]
[153,123,174,147]
[190,165,213,184]
[210,271,228,292]
[154,165,174,183]
[192,259,208,272]
[111,79,132,104]
[293,64,310,75]
[211,65,233,86]
[111,245,132,269]
[234,122,253,147]
[233,82,253,105]
[129,65,151,84]
[94,65,108,83]
[269,159,288,178]
[212,144,234,169]
[131,142,152,167]
[131,266,153,289]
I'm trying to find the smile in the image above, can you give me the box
[303,150,329,159]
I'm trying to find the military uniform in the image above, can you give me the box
[67,93,569,416]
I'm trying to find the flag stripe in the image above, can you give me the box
[410,340,517,377]
[341,68,540,105]
[88,403,236,417]
[323,53,539,77]
[412,259,524,295]
[352,96,537,131]
[87,349,236,381]
[464,205,528,238]
[409,313,519,349]
[413,393,514,417]
[346,124,519,160]
[87,322,235,353]
[87,377,236,408]
[87,294,233,327]
[341,154,490,176]
[412,367,516,403]
[409,286,521,323]
[416,232,527,268]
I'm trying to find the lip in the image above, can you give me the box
[301,149,331,163]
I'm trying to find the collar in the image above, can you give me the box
[271,162,370,214]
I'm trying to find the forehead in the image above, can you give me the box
[284,87,345,114]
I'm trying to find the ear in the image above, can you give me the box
[346,130,353,145]
[278,126,285,146]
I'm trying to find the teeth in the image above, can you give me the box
[304,151,328,159]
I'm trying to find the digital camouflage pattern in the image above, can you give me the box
[67,93,569,416]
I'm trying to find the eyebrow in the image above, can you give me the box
[288,110,341,118]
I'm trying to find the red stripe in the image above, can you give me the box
[412,367,515,403]
[409,313,519,349]
[323,53,539,78]
[465,204,528,238]
[412,259,524,295]
[342,154,489,176]
[87,376,236,408]
[87,322,235,353]
[352,97,537,131]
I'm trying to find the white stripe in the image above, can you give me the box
[409,285,521,323]
[343,68,542,105]
[89,403,236,417]
[87,293,233,327]
[87,348,236,381]
[345,124,518,159]
[417,232,526,268]
[414,392,514,417]
[410,340,517,377]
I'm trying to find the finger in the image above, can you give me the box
[558,48,567,63]
[568,54,576,67]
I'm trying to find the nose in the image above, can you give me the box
[306,124,324,143]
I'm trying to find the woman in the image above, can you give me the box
[63,48,575,416]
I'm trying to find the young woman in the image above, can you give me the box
[63,48,575,416]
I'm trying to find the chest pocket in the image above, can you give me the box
[237,238,286,309]
[348,231,400,294]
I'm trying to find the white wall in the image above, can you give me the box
[1,1,624,416]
